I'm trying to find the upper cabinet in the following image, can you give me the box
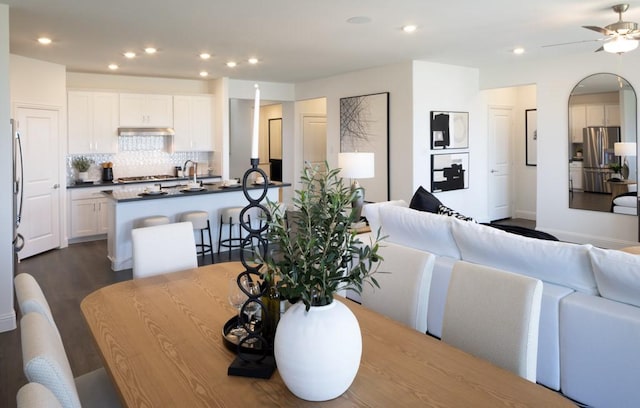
[570,105,587,143]
[173,95,214,151]
[68,91,119,154]
[585,103,620,127]
[119,93,173,127]
[570,103,621,143]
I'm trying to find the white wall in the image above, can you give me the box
[295,62,414,201]
[480,52,640,247]
[0,5,15,333]
[11,55,66,108]
[482,85,537,220]
[10,55,68,249]
[412,61,484,220]
[229,99,253,179]
[67,72,210,94]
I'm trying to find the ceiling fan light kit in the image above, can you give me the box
[603,36,639,53]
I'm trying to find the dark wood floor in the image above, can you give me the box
[0,239,230,408]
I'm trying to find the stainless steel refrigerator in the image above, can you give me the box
[582,126,620,193]
[11,119,24,274]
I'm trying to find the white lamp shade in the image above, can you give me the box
[339,152,375,179]
[603,37,639,54]
[614,142,637,157]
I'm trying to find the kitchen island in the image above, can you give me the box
[103,181,289,271]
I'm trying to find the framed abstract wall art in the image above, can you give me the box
[525,108,537,166]
[431,152,469,192]
[431,111,469,150]
[340,92,390,202]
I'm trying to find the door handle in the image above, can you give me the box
[490,169,498,173]
[52,184,60,189]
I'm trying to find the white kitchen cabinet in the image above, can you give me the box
[69,188,111,239]
[569,161,583,191]
[173,95,214,151]
[68,91,119,154]
[605,104,620,126]
[585,103,620,127]
[119,93,173,127]
[570,105,587,143]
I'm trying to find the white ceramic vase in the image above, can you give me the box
[78,171,89,181]
[274,299,362,401]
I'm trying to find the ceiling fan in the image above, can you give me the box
[544,4,640,53]
[584,4,640,53]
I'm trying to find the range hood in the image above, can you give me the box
[117,127,175,136]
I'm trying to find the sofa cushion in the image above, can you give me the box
[560,292,640,407]
[379,206,461,259]
[409,186,442,213]
[361,200,408,236]
[451,220,598,294]
[589,246,640,307]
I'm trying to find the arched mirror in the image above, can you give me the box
[568,73,637,215]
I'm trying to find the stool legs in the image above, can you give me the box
[194,220,214,264]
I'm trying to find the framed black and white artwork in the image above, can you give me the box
[340,92,390,202]
[525,108,537,166]
[431,152,469,192]
[431,111,469,150]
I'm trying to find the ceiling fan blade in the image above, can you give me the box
[542,38,601,48]
[583,25,615,35]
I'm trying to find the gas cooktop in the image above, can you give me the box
[116,175,176,183]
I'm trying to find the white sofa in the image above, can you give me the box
[359,200,640,408]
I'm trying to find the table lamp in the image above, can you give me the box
[338,152,375,221]
[614,142,637,180]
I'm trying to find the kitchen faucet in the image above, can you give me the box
[183,160,197,182]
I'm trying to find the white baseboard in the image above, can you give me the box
[0,310,17,333]
[514,210,536,220]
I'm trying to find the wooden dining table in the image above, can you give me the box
[81,262,574,407]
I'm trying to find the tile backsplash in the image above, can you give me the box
[67,135,215,183]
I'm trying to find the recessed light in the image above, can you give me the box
[123,51,136,59]
[347,16,372,24]
[200,53,211,60]
[513,47,525,55]
[144,47,157,54]
[248,57,259,65]
[108,64,119,70]
[199,71,208,77]
[226,61,237,68]
[402,25,417,33]
[37,37,52,45]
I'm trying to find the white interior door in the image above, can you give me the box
[488,107,514,221]
[302,115,327,170]
[16,107,61,259]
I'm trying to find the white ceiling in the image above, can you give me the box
[3,0,640,83]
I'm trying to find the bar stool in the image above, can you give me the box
[217,207,243,260]
[217,207,262,260]
[139,215,170,228]
[179,211,214,264]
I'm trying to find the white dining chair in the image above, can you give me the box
[361,242,435,333]
[132,221,198,279]
[14,273,60,336]
[441,261,543,382]
[20,312,122,408]
[17,382,63,408]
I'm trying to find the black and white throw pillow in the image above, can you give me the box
[437,204,475,222]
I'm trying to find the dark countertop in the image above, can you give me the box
[102,181,290,203]
[67,175,222,189]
